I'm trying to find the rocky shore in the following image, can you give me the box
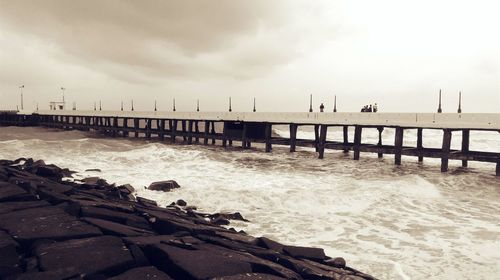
[0,158,376,280]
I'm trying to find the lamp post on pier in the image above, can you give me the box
[197,99,200,112]
[309,94,313,112]
[229,97,232,112]
[154,100,157,111]
[60,87,66,110]
[333,95,337,112]
[437,89,442,113]
[173,98,176,112]
[131,100,134,111]
[253,97,256,112]
[457,91,462,113]
[19,85,24,110]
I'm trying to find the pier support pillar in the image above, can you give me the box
[134,119,139,138]
[242,122,248,148]
[204,121,210,145]
[112,117,118,137]
[314,125,320,152]
[318,125,328,159]
[171,120,178,142]
[461,129,470,167]
[265,123,272,153]
[496,160,500,176]
[343,126,349,153]
[194,121,200,143]
[181,120,187,142]
[441,129,452,172]
[159,119,165,141]
[289,124,298,152]
[377,127,384,158]
[395,127,404,165]
[211,121,216,145]
[222,122,228,148]
[417,128,423,162]
[353,126,362,160]
[123,118,128,137]
[187,120,193,144]
[146,119,152,139]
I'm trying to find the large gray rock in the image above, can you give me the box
[147,180,180,192]
[35,236,136,276]
[0,206,102,244]
[108,266,173,280]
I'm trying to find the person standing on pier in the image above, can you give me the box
[373,103,378,112]
[319,103,325,112]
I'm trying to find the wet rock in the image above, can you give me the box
[0,200,50,214]
[176,199,187,206]
[282,245,326,261]
[211,273,286,279]
[147,180,180,192]
[325,257,346,269]
[0,182,32,202]
[85,168,102,172]
[0,206,102,244]
[108,266,173,280]
[137,196,158,207]
[35,165,63,179]
[80,205,151,230]
[143,243,253,279]
[118,184,135,194]
[9,267,81,280]
[35,236,136,276]
[81,217,155,237]
[0,230,21,278]
[257,237,285,253]
[212,216,231,226]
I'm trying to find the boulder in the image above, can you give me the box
[325,257,346,269]
[211,273,286,279]
[176,199,187,206]
[0,206,102,244]
[137,196,158,207]
[0,182,32,202]
[9,267,81,280]
[147,180,180,192]
[81,217,155,237]
[35,165,63,179]
[80,205,151,230]
[282,245,326,261]
[108,266,173,280]
[0,200,51,215]
[143,243,253,279]
[118,184,135,194]
[35,236,136,276]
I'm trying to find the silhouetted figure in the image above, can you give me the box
[319,103,325,112]
[368,104,372,112]
[373,103,378,112]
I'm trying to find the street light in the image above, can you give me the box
[60,87,66,110]
[19,85,25,110]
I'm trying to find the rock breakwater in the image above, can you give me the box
[0,158,377,280]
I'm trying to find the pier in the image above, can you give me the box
[1,110,499,176]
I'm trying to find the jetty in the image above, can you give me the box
[1,110,499,176]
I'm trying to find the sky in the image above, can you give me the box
[0,0,499,113]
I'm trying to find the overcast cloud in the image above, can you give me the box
[0,0,499,112]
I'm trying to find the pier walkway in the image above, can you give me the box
[1,110,499,176]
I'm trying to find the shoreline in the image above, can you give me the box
[0,157,377,280]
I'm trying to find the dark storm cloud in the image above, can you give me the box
[0,0,296,82]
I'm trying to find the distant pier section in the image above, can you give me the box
[1,110,499,176]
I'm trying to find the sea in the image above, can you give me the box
[0,126,499,280]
